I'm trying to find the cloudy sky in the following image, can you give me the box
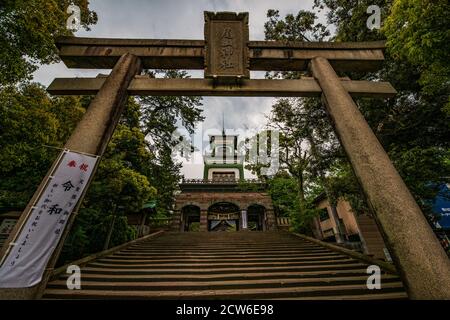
[33,0,327,178]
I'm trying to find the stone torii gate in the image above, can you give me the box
[1,12,449,299]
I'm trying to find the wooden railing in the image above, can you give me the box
[277,217,290,227]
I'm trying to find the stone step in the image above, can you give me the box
[55,268,383,282]
[128,245,323,248]
[86,258,357,269]
[43,282,404,300]
[45,231,406,299]
[272,291,408,300]
[120,248,333,255]
[109,250,342,261]
[75,263,369,275]
[98,254,347,263]
[47,275,401,291]
[122,247,331,252]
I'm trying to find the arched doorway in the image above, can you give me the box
[247,204,266,231]
[181,205,200,232]
[208,202,240,232]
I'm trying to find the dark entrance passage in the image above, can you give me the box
[248,204,265,231]
[208,202,240,232]
[182,205,200,232]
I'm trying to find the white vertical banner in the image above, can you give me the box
[0,150,98,288]
[241,210,247,229]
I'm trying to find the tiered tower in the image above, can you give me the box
[203,130,244,181]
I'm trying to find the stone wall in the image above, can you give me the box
[171,191,276,231]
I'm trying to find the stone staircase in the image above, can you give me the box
[44,232,407,299]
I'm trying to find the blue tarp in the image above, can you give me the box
[432,183,450,229]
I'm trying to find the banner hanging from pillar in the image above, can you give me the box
[0,150,98,288]
[241,210,247,229]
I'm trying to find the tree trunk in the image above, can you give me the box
[103,214,117,251]
[297,173,306,209]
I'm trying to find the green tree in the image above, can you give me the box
[268,172,319,235]
[265,9,330,42]
[269,100,312,209]
[261,10,340,230]
[0,86,158,263]
[138,70,204,213]
[0,0,97,86]
[139,70,204,149]
[383,0,450,106]
[263,3,449,244]
[264,9,330,80]
[0,83,84,207]
[60,99,158,264]
[147,146,182,216]
[313,0,390,42]
[311,0,450,212]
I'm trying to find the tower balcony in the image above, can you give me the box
[203,154,245,165]
[179,178,267,192]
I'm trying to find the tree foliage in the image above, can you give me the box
[139,70,204,149]
[313,0,450,209]
[0,83,85,207]
[265,1,450,235]
[265,9,330,42]
[313,0,390,42]
[383,0,450,103]
[138,70,204,213]
[259,10,341,232]
[0,86,156,263]
[268,172,321,235]
[62,101,158,262]
[0,0,97,86]
[61,75,204,262]
[1,78,203,263]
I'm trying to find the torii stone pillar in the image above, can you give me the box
[0,53,142,299]
[310,56,450,299]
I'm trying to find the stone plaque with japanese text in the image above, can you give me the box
[204,11,249,80]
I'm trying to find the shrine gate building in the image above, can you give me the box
[170,131,276,232]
